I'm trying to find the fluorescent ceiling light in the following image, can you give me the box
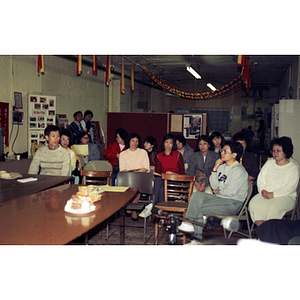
[207,83,217,91]
[186,66,201,79]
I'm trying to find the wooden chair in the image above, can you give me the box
[154,173,195,245]
[84,160,113,172]
[78,169,111,243]
[80,169,111,185]
[203,181,253,239]
[116,171,154,244]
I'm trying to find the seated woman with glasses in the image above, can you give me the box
[248,136,299,228]
[76,131,100,166]
[178,141,248,244]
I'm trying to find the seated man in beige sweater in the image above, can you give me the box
[28,125,70,176]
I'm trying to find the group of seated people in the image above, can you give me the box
[29,123,300,245]
[28,122,100,183]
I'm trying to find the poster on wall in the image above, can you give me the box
[183,114,202,139]
[28,95,56,156]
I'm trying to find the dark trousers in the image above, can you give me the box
[255,219,300,245]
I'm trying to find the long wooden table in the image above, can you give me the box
[0,184,138,245]
[0,174,73,204]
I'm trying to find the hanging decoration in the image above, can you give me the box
[105,55,111,86]
[77,55,82,75]
[143,67,244,100]
[37,55,44,75]
[121,58,125,94]
[131,63,134,92]
[238,55,251,93]
[92,55,97,75]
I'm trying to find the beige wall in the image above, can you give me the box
[2,55,296,156]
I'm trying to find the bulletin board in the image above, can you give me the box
[191,108,229,133]
[28,94,56,155]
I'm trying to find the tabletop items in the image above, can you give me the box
[0,170,22,179]
[64,185,104,214]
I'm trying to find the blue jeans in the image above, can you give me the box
[185,192,243,240]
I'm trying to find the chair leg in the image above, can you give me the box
[182,233,186,244]
[154,216,159,245]
[143,214,147,244]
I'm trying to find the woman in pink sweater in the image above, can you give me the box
[119,132,150,220]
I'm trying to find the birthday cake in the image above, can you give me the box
[64,185,104,214]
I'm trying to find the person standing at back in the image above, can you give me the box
[81,110,94,142]
[69,111,84,145]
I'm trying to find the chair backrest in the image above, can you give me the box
[83,160,113,172]
[236,181,253,218]
[80,169,111,186]
[162,173,195,203]
[116,172,153,195]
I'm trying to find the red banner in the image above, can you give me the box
[37,55,44,74]
[131,63,134,92]
[77,55,82,75]
[105,55,111,86]
[92,55,97,75]
[121,58,125,94]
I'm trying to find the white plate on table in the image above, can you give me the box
[64,205,96,215]
[1,177,18,180]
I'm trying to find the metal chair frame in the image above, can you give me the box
[116,171,154,244]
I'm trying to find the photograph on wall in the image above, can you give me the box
[14,92,23,109]
[183,114,202,139]
[28,94,56,156]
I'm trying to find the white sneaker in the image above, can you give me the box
[184,239,202,245]
[138,203,153,218]
[177,221,195,233]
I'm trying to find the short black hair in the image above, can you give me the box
[223,140,244,161]
[144,136,157,149]
[60,129,72,147]
[44,125,60,137]
[115,127,128,141]
[232,131,249,148]
[208,131,225,151]
[175,134,186,147]
[73,111,82,118]
[77,131,90,144]
[84,110,93,118]
[270,136,294,159]
[195,135,209,152]
[161,133,176,151]
[125,132,142,149]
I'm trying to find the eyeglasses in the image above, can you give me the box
[220,149,232,154]
[61,138,69,141]
[270,149,283,154]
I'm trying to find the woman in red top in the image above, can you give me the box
[153,133,185,203]
[104,127,128,185]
